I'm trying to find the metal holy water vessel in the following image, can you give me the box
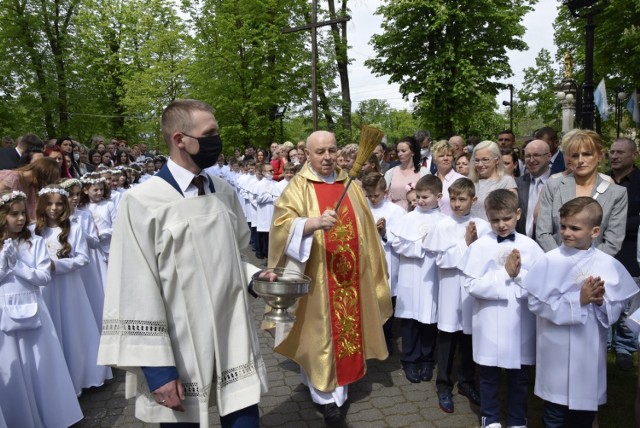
[252,268,310,323]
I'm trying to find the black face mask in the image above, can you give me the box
[188,134,223,170]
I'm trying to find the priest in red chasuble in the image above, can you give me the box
[268,130,392,424]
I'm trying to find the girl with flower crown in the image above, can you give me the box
[80,176,117,265]
[33,184,112,394]
[61,178,105,328]
[0,190,83,426]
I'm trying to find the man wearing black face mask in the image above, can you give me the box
[98,99,269,427]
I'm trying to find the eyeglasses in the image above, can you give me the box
[473,157,496,165]
[524,153,550,160]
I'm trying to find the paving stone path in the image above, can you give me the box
[75,250,482,427]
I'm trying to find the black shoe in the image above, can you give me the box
[458,384,481,406]
[404,365,421,383]
[616,353,634,371]
[438,392,454,413]
[322,402,342,425]
[419,364,433,381]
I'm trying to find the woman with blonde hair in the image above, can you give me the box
[432,140,464,215]
[537,129,627,255]
[468,140,516,220]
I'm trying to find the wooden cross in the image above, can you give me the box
[282,0,350,130]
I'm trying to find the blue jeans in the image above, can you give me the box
[611,297,639,356]
[542,400,595,428]
[478,365,529,427]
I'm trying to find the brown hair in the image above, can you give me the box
[160,99,215,147]
[17,157,60,191]
[484,188,519,213]
[559,196,603,228]
[34,185,72,258]
[415,174,442,195]
[361,172,387,192]
[448,177,476,198]
[0,193,32,245]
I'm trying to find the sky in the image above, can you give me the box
[343,0,559,112]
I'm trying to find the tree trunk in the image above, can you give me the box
[327,0,351,139]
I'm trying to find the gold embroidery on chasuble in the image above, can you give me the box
[328,204,361,359]
[312,181,365,385]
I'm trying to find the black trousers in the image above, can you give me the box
[159,403,259,428]
[435,330,475,393]
[400,319,437,367]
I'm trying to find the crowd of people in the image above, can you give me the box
[1,104,639,428]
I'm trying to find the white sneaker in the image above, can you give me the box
[484,423,502,428]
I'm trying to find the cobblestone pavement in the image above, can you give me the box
[75,250,482,428]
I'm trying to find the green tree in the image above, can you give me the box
[554,0,640,136]
[185,0,312,149]
[365,0,535,138]
[0,0,81,137]
[517,48,562,129]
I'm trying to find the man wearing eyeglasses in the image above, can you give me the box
[515,139,551,237]
[534,126,565,175]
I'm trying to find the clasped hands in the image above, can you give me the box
[0,239,17,269]
[580,276,605,306]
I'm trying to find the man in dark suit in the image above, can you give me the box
[607,137,640,370]
[515,139,551,237]
[534,126,564,175]
[0,133,44,170]
[414,129,437,174]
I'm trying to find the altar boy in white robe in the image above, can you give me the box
[524,197,638,428]
[459,189,544,428]
[361,172,405,354]
[98,99,268,428]
[424,177,490,414]
[391,174,445,384]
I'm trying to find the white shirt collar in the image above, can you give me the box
[167,158,208,194]
[309,166,336,183]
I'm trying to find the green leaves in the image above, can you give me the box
[366,0,535,138]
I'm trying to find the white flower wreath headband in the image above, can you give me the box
[81,177,106,185]
[61,178,82,189]
[38,188,69,197]
[0,191,27,208]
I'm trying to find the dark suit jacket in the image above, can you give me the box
[549,151,565,175]
[515,173,533,235]
[0,148,20,170]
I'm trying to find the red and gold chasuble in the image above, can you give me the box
[313,181,365,386]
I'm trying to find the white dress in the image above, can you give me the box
[424,214,490,333]
[524,245,639,410]
[85,199,117,259]
[0,236,83,427]
[369,198,405,296]
[38,223,112,394]
[72,208,105,328]
[460,232,544,368]
[390,207,445,323]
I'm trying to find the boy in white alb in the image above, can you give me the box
[255,163,280,262]
[275,163,295,194]
[361,172,405,353]
[390,175,444,384]
[524,197,638,428]
[424,177,490,413]
[459,189,544,428]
